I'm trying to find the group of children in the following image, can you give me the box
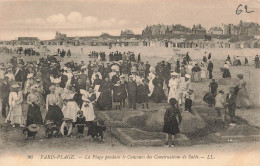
[23,112,107,142]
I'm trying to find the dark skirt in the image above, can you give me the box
[163,118,180,135]
[223,69,231,78]
[151,85,166,103]
[98,92,112,109]
[45,105,64,127]
[26,104,43,126]
[77,125,84,134]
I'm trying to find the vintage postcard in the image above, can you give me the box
[0,0,259,166]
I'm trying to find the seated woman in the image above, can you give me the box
[221,64,231,78]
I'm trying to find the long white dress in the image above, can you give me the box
[168,78,180,103]
[81,93,95,122]
[64,72,73,88]
[148,72,155,97]
[200,66,207,79]
[6,91,24,125]
[61,90,80,122]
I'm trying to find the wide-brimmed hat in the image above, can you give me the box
[53,78,61,84]
[27,124,39,132]
[12,84,21,89]
[27,73,33,79]
[185,74,191,78]
[224,64,229,69]
[36,78,41,82]
[45,120,54,125]
[81,66,87,69]
[171,72,178,76]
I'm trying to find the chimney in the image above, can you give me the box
[199,24,201,29]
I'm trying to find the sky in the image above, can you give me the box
[0,0,260,40]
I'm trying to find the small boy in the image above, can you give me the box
[184,89,194,113]
[23,124,39,140]
[60,118,73,137]
[87,119,107,142]
[44,120,59,139]
[75,111,86,138]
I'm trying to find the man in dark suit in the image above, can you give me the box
[226,87,237,126]
[207,60,214,79]
[0,76,10,118]
[127,76,137,110]
[14,63,25,82]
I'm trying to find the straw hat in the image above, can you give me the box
[73,71,80,76]
[12,84,21,89]
[36,78,41,82]
[53,78,61,84]
[224,64,229,69]
[45,120,54,125]
[171,72,178,76]
[81,66,87,69]
[27,73,33,79]
[27,124,39,132]
[185,74,191,78]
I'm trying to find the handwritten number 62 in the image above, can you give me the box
[236,4,254,15]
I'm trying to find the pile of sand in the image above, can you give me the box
[146,107,206,133]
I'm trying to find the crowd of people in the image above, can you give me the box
[0,50,254,145]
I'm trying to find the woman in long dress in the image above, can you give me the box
[168,72,180,103]
[151,74,166,103]
[61,86,80,122]
[148,67,156,97]
[23,73,35,98]
[235,74,252,108]
[200,63,207,81]
[222,64,231,78]
[6,84,24,127]
[26,85,43,126]
[45,85,64,127]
